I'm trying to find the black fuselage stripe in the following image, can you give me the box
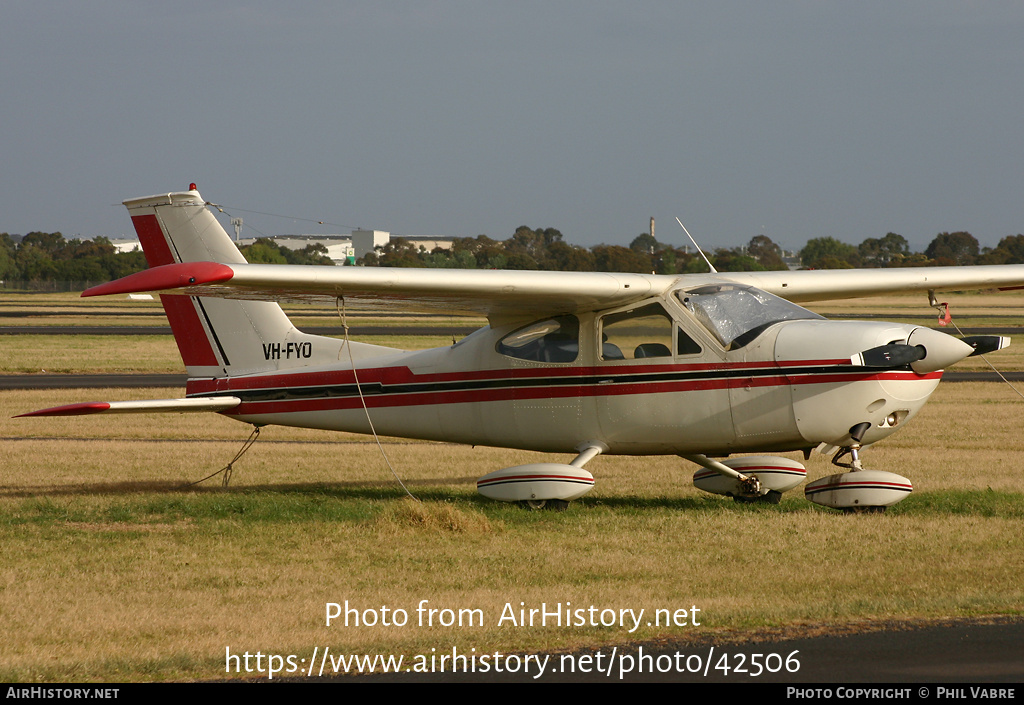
[192,364,909,403]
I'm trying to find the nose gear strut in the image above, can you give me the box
[831,421,871,471]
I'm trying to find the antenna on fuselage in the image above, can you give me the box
[675,217,717,273]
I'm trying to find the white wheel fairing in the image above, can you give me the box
[804,470,913,509]
[477,464,595,503]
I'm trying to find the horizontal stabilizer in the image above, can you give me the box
[16,397,241,417]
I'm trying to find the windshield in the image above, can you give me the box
[676,285,823,349]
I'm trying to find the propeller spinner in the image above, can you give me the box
[851,327,976,374]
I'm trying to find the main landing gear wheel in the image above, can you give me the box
[733,490,782,505]
[842,505,887,514]
[520,499,570,512]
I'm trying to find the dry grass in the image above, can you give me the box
[805,289,1024,319]
[1,381,1023,681]
[1,336,186,374]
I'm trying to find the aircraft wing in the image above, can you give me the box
[81,260,1024,317]
[709,266,1024,303]
[82,261,673,319]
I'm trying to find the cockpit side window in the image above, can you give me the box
[600,303,679,361]
[676,284,823,349]
[497,315,579,363]
[677,328,702,356]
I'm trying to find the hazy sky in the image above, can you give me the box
[3,1,1022,254]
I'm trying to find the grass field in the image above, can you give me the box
[1,290,1023,682]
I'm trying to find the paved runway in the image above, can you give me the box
[339,617,1024,683]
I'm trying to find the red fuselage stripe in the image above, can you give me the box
[186,358,859,395]
[217,368,939,416]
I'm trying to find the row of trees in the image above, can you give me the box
[4,228,1024,284]
[0,233,335,284]
[798,231,1024,269]
[237,239,334,266]
[360,228,791,274]
[362,227,1024,274]
[0,232,146,283]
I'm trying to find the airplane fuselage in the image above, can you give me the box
[186,288,941,457]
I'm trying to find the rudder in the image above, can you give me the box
[124,188,333,379]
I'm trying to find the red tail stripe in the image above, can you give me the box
[161,295,220,367]
[126,213,221,367]
[131,214,175,267]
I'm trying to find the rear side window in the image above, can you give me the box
[497,315,579,363]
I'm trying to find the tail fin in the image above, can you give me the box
[124,188,338,379]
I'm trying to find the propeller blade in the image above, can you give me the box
[961,335,1011,357]
[850,343,925,368]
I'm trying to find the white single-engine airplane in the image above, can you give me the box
[19,187,1024,511]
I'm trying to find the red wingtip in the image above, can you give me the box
[82,262,234,298]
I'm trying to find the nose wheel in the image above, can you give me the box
[520,499,570,512]
[804,422,913,512]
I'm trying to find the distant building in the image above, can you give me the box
[113,228,457,265]
[394,236,457,252]
[351,230,391,261]
[109,238,142,254]
[242,232,457,263]
[237,234,355,264]
[269,235,354,264]
[782,250,802,271]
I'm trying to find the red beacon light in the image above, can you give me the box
[189,183,197,191]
